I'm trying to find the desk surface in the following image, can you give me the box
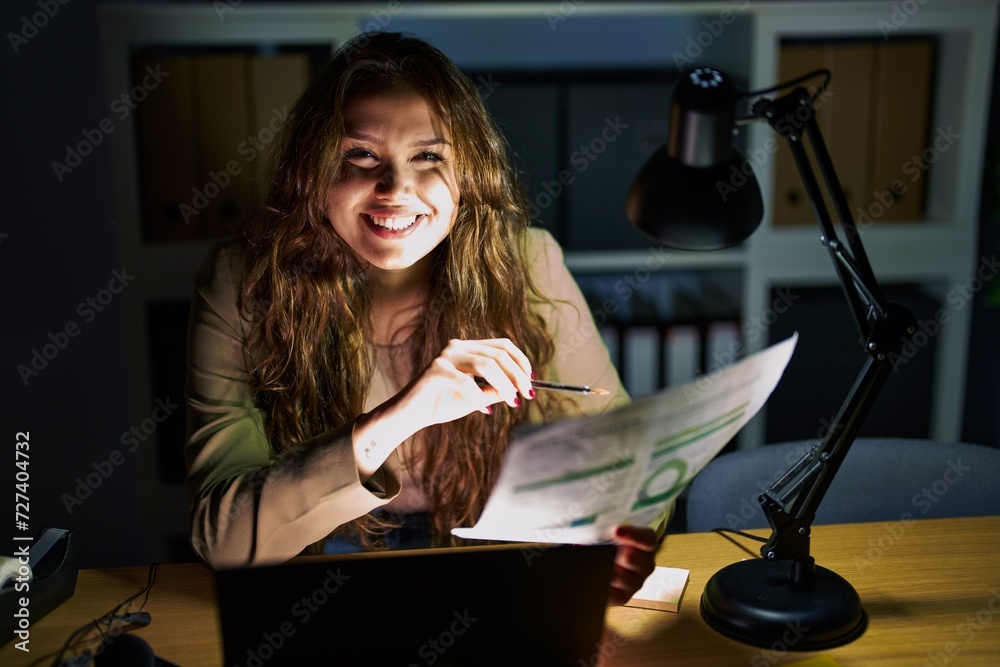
[3,516,998,666]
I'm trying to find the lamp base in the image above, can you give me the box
[700,558,866,650]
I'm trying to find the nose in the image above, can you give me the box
[374,161,413,199]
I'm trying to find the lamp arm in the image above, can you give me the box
[749,89,917,571]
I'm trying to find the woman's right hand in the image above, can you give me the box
[353,338,535,478]
[405,337,536,424]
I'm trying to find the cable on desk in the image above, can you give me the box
[712,528,767,543]
[50,562,160,667]
[709,528,766,559]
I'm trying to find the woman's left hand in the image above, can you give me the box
[608,524,659,606]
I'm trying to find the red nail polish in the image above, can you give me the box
[514,397,522,408]
[530,370,536,379]
[528,389,537,399]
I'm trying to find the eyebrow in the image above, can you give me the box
[345,131,451,148]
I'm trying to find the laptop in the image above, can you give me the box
[215,542,616,666]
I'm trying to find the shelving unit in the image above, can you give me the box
[741,0,997,447]
[98,1,998,561]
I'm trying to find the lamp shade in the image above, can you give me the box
[626,68,763,251]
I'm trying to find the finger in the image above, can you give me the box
[487,337,534,396]
[613,525,658,551]
[432,357,502,414]
[607,564,646,606]
[474,364,521,408]
[453,338,533,400]
[446,341,524,407]
[439,339,532,404]
[614,545,655,584]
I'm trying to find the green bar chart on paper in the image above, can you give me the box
[452,335,798,545]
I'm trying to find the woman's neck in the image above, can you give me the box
[367,255,434,346]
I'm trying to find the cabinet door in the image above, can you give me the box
[765,284,938,443]
[773,43,876,226]
[134,57,200,241]
[869,40,934,222]
[566,81,674,251]
[193,55,253,238]
[772,39,933,227]
[481,83,561,237]
[248,54,310,203]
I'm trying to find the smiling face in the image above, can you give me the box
[327,82,460,281]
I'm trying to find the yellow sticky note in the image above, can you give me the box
[623,566,689,612]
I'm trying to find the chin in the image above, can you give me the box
[365,254,425,273]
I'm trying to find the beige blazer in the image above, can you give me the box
[184,228,631,569]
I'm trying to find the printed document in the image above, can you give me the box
[452,334,798,544]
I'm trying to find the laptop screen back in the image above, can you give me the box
[215,542,616,667]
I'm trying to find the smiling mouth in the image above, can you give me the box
[364,213,426,231]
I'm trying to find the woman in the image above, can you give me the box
[184,31,661,605]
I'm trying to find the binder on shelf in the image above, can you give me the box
[774,43,876,226]
[664,325,701,388]
[623,326,660,398]
[869,40,934,222]
[772,45,826,227]
[822,43,875,222]
[193,55,253,239]
[599,325,621,381]
[772,39,933,227]
[134,57,201,242]
[706,321,741,373]
[248,54,310,202]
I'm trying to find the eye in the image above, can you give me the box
[414,151,444,162]
[343,147,377,164]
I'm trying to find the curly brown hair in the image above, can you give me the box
[240,32,565,549]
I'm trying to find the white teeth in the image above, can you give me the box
[368,215,420,231]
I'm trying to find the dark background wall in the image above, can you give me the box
[1,0,997,569]
[2,0,144,567]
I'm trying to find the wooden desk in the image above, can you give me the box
[604,516,1000,666]
[2,516,998,666]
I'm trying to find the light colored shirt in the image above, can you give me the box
[184,228,630,569]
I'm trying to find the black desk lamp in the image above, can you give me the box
[627,67,917,649]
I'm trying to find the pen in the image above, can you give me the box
[475,377,610,396]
